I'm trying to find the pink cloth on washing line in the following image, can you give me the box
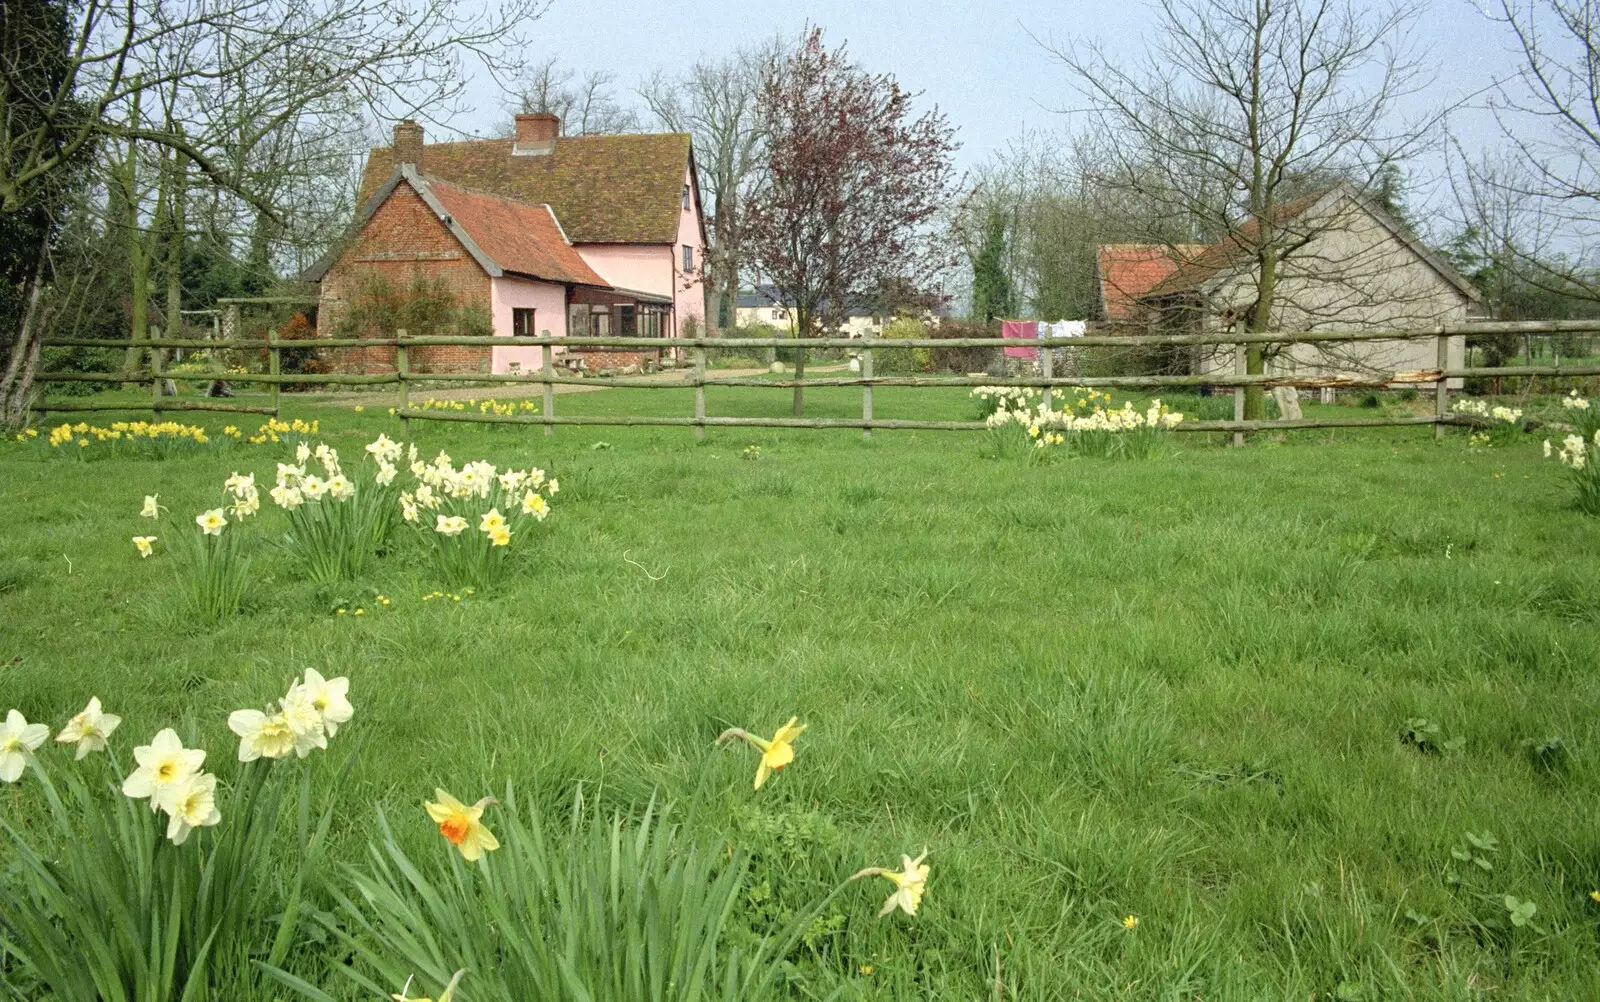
[1001,320,1039,358]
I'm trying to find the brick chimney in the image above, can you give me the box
[513,112,559,156]
[393,119,423,166]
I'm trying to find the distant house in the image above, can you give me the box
[305,115,708,373]
[1094,186,1483,385]
[735,284,947,337]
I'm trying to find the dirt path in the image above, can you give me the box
[313,363,850,407]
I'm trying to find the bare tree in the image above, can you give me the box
[1049,0,1440,418]
[745,28,957,416]
[641,42,776,332]
[508,57,641,135]
[0,0,548,423]
[1451,0,1600,304]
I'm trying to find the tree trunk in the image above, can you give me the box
[0,233,53,427]
[1244,244,1278,421]
[160,153,187,397]
[791,305,806,416]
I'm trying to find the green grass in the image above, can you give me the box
[5,385,1600,999]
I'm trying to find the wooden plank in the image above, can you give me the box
[541,343,554,437]
[861,338,874,441]
[693,346,706,441]
[1233,344,1246,448]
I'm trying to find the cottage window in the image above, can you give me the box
[512,307,537,337]
[682,244,694,273]
[682,184,690,211]
[619,304,638,336]
[770,309,783,321]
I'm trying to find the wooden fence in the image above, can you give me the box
[30,320,1600,444]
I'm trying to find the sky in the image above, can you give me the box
[440,0,1536,234]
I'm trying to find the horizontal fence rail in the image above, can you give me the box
[27,322,1600,440]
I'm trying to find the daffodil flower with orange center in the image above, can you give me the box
[715,716,807,789]
[850,849,929,917]
[424,789,500,861]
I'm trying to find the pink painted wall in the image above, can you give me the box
[489,276,568,374]
[573,165,709,336]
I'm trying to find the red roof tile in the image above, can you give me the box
[1097,244,1209,320]
[423,176,608,287]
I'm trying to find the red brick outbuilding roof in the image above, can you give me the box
[1096,244,1209,320]
[424,176,608,286]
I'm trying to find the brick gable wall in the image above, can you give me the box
[318,184,494,374]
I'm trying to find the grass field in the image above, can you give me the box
[4,384,1600,1000]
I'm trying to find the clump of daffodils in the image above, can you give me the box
[414,396,540,417]
[1562,390,1591,412]
[1545,430,1600,515]
[229,668,353,762]
[1451,398,1522,425]
[1561,389,1600,439]
[970,385,1039,419]
[122,728,221,844]
[400,450,558,588]
[985,388,1184,461]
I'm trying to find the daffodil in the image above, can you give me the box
[424,789,500,861]
[196,509,228,536]
[122,728,206,811]
[850,850,929,917]
[55,697,121,760]
[279,687,329,756]
[301,474,329,500]
[479,509,507,534]
[295,668,353,737]
[227,709,299,761]
[140,494,163,519]
[716,716,807,789]
[488,525,511,546]
[133,535,157,557]
[521,491,548,519]
[435,515,468,536]
[164,772,222,844]
[0,709,50,783]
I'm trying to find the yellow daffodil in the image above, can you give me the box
[521,491,548,519]
[851,849,929,917]
[1123,915,1139,930]
[195,509,228,536]
[122,728,206,811]
[488,525,511,546]
[55,697,121,760]
[716,716,807,789]
[133,535,157,558]
[165,772,222,844]
[424,789,500,861]
[227,709,298,761]
[1,709,50,783]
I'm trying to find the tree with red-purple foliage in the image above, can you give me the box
[744,27,957,417]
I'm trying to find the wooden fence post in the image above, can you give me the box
[1233,342,1246,448]
[541,342,555,437]
[395,328,409,436]
[1041,337,1054,413]
[861,336,874,441]
[1434,325,1449,441]
[694,346,707,441]
[149,324,162,420]
[267,329,281,418]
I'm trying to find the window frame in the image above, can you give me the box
[682,244,694,273]
[512,307,537,338]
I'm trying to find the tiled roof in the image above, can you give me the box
[424,176,608,286]
[1096,244,1210,319]
[1142,191,1328,298]
[358,133,692,245]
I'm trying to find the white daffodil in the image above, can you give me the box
[296,668,353,738]
[164,772,222,844]
[435,515,468,536]
[196,509,228,536]
[55,697,121,760]
[0,709,50,783]
[851,850,930,918]
[227,708,301,761]
[376,462,397,486]
[479,509,507,534]
[301,475,329,501]
[296,441,311,464]
[366,434,403,462]
[122,728,206,811]
[547,478,559,495]
[279,687,329,756]
[140,494,163,519]
[133,535,157,558]
[327,474,355,500]
[224,472,255,496]
[521,491,548,520]
[270,484,304,509]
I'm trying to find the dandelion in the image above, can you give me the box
[140,494,163,519]
[55,697,121,760]
[133,535,157,558]
[164,772,222,845]
[122,729,205,811]
[0,709,50,783]
[850,850,930,917]
[435,515,468,536]
[425,789,500,861]
[228,709,299,761]
[716,716,807,790]
[195,509,228,536]
[1123,915,1139,930]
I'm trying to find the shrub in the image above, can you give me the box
[871,315,931,375]
[927,319,998,374]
